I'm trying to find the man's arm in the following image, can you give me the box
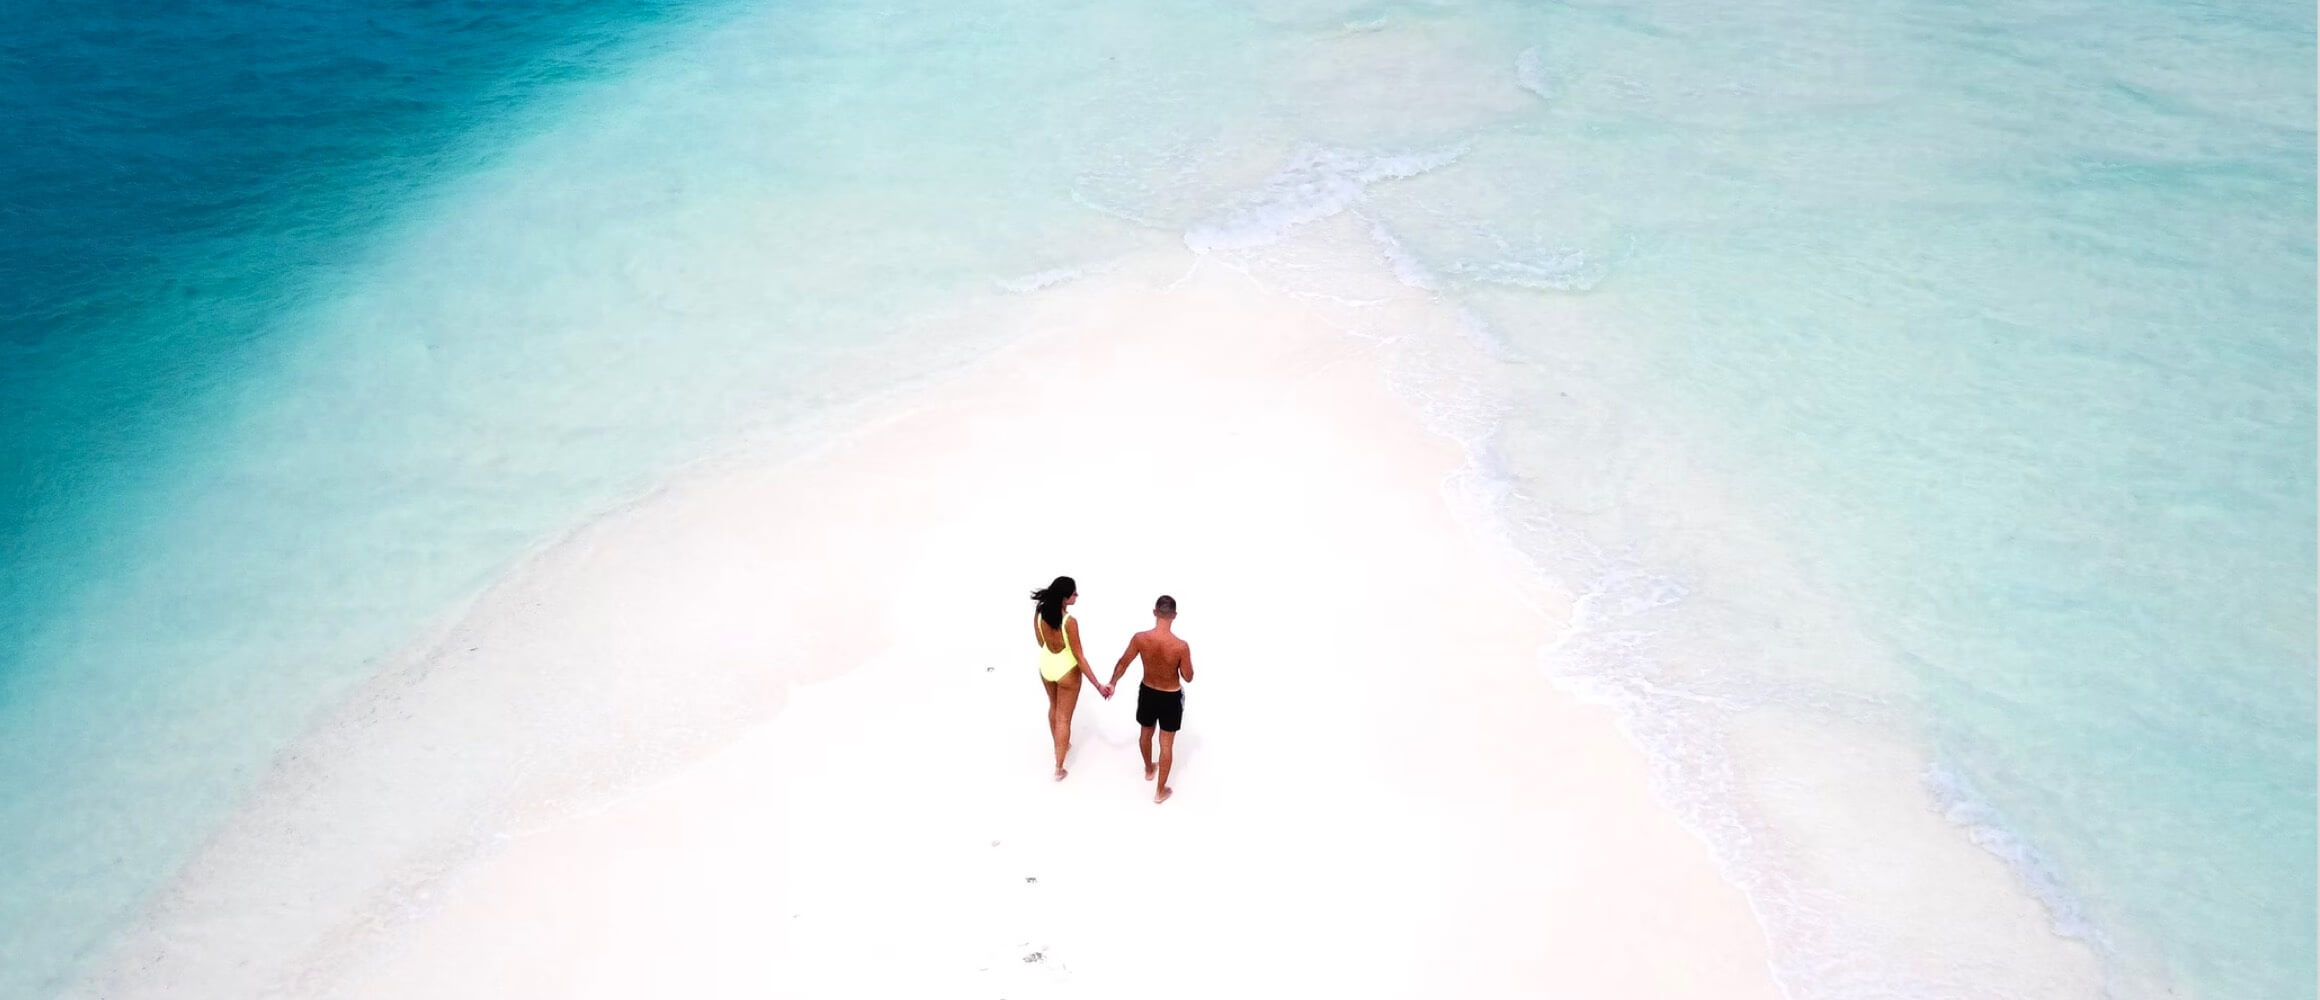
[1108,633,1143,688]
[1178,643,1194,685]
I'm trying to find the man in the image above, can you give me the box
[1108,594,1194,803]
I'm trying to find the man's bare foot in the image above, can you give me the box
[1143,763,1157,781]
[1154,786,1173,804]
[1053,767,1068,781]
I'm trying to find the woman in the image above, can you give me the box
[1031,575,1111,780]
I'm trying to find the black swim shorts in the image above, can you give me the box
[1135,683,1184,732]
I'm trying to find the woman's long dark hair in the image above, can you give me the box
[1030,576,1076,629]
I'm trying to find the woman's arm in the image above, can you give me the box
[1066,618,1112,697]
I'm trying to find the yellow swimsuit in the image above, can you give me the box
[1037,613,1078,683]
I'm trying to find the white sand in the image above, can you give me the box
[74,237,1785,998]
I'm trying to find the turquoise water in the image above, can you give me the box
[3,0,2311,996]
[1364,0,2317,994]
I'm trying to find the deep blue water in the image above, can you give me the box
[1,1,712,989]
[2,0,702,619]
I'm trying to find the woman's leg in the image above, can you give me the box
[1050,673,1083,779]
[1040,676,1060,771]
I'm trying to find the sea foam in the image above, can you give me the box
[1184,145,1466,253]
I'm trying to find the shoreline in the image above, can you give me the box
[13,0,2301,991]
[72,241,1788,998]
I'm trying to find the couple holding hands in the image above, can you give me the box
[1030,576,1194,803]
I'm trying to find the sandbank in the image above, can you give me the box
[74,237,1784,999]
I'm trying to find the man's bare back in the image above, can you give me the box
[1124,629,1192,692]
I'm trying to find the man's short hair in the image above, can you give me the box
[1154,595,1177,617]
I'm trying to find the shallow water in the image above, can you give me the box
[3,0,2311,995]
[1344,0,2318,993]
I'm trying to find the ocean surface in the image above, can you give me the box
[2,0,2311,997]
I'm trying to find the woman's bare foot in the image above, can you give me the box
[1153,785,1172,804]
[1143,763,1157,781]
[1053,767,1069,781]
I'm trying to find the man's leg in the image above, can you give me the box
[1154,731,1176,804]
[1139,726,1156,780]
